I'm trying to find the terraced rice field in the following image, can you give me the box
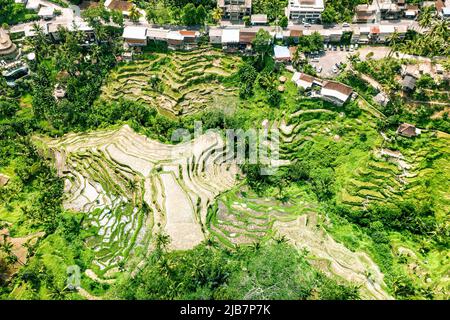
[209,187,392,300]
[39,125,239,277]
[208,188,305,246]
[337,131,450,215]
[259,100,449,219]
[100,47,241,117]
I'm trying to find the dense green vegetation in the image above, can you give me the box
[321,0,369,24]
[252,0,288,22]
[26,19,122,134]
[0,0,39,25]
[1,4,449,301]
[141,0,214,25]
[113,240,359,300]
[393,16,449,58]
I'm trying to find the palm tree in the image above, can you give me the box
[275,235,288,244]
[145,4,157,24]
[95,25,108,44]
[212,8,223,24]
[251,241,261,252]
[90,44,101,64]
[129,5,141,24]
[48,283,69,300]
[442,59,450,72]
[28,23,50,62]
[292,47,305,69]
[430,19,449,39]
[5,253,18,265]
[1,238,13,256]
[418,6,435,29]
[387,30,400,57]
[154,232,171,253]
[1,238,20,266]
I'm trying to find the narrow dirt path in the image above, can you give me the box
[77,287,102,300]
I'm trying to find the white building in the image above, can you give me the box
[320,81,353,106]
[443,7,450,19]
[358,26,371,43]
[274,45,291,61]
[38,7,55,20]
[251,14,268,25]
[209,28,223,44]
[292,72,317,90]
[221,29,240,51]
[146,28,169,42]
[26,0,40,11]
[67,18,94,33]
[24,24,48,37]
[221,29,240,44]
[122,26,147,46]
[285,0,324,23]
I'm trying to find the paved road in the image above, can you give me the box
[289,19,423,33]
[9,3,425,37]
[10,1,78,33]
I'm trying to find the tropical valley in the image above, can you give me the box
[0,0,449,302]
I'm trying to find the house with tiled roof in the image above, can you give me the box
[251,14,268,25]
[292,72,319,90]
[397,123,421,137]
[104,0,133,16]
[354,4,379,23]
[320,81,353,106]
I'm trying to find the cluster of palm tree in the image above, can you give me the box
[212,7,223,23]
[392,9,450,58]
[0,234,20,267]
[129,4,142,23]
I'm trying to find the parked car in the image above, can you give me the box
[340,44,344,51]
[332,66,338,73]
[324,44,328,51]
[355,43,359,49]
[342,22,350,28]
[315,65,323,73]
[304,22,311,28]
[350,44,354,52]
[345,45,350,51]
[333,45,337,51]
[328,44,333,50]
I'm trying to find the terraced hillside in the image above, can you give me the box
[38,125,239,277]
[258,98,380,163]
[100,48,241,117]
[336,131,450,215]
[213,96,449,300]
[208,187,391,300]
